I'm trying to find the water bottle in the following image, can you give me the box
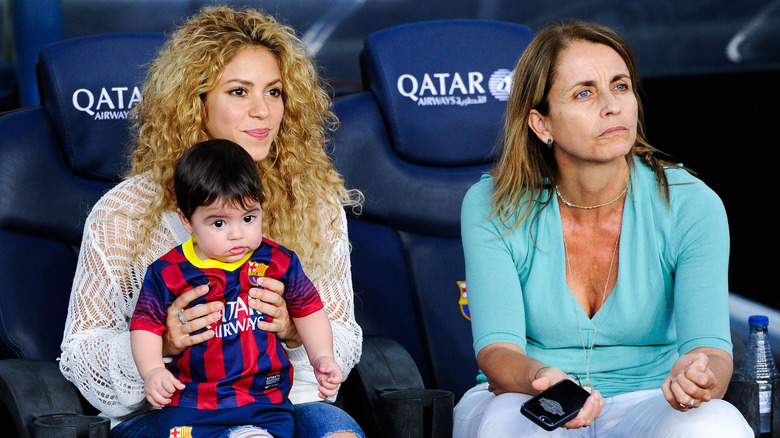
[740,315,779,436]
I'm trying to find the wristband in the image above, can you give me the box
[533,366,550,380]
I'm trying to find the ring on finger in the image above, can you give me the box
[178,309,189,325]
[679,399,695,409]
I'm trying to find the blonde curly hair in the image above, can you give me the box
[128,5,361,275]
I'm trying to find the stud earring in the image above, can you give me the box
[547,138,553,150]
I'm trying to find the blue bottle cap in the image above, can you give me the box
[749,315,769,326]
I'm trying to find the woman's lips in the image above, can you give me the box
[600,126,626,137]
[245,128,270,140]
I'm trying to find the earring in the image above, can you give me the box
[546,138,553,150]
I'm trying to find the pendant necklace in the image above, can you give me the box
[563,229,621,393]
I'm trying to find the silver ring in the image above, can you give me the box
[680,399,695,409]
[178,309,189,325]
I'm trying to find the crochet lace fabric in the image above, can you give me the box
[59,173,362,419]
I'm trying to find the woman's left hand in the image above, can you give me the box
[662,352,717,411]
[248,277,302,348]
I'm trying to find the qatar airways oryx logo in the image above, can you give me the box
[71,86,142,120]
[396,68,513,106]
[488,69,513,101]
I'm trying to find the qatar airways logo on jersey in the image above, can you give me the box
[71,86,142,120]
[208,295,267,339]
[396,68,513,106]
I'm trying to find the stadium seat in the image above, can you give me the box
[0,32,166,437]
[0,61,17,113]
[331,19,534,415]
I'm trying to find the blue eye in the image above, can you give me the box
[576,90,591,99]
[615,83,628,92]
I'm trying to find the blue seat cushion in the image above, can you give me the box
[362,19,533,167]
[36,33,165,182]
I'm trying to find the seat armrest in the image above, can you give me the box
[0,359,86,437]
[339,335,453,437]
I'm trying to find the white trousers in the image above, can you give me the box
[453,383,753,438]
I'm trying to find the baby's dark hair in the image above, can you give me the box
[175,139,264,220]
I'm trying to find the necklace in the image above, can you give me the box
[556,183,628,210]
[563,229,621,393]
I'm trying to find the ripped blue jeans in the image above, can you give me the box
[110,401,365,438]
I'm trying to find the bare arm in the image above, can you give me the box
[477,342,550,395]
[293,309,342,398]
[130,330,184,408]
[130,330,165,379]
[294,309,335,366]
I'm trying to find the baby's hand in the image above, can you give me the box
[313,356,343,399]
[143,367,185,407]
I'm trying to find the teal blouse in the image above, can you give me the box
[460,157,732,398]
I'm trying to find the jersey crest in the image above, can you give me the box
[247,261,269,286]
[169,426,192,438]
[457,281,470,320]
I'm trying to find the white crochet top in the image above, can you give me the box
[59,173,362,422]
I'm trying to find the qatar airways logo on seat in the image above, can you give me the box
[396,68,513,106]
[71,86,142,120]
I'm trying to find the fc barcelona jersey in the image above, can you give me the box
[131,237,323,410]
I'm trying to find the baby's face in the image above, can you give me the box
[184,198,263,263]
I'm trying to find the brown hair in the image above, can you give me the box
[174,139,264,220]
[490,21,674,232]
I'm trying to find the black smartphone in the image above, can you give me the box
[520,379,591,431]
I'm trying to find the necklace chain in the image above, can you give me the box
[563,229,621,391]
[556,184,628,210]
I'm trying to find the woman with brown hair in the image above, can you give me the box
[59,6,364,437]
[454,21,751,437]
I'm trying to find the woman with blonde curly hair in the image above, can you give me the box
[60,6,364,438]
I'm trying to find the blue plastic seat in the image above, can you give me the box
[0,32,166,437]
[331,19,534,405]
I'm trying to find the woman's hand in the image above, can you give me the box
[563,388,603,429]
[662,352,719,411]
[162,284,223,356]
[248,277,302,348]
[531,367,604,429]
